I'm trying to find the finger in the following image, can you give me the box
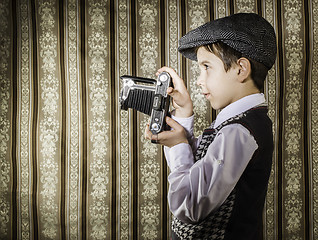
[167,86,173,94]
[165,116,182,130]
[157,66,174,74]
[157,67,184,87]
[167,87,181,99]
[144,124,152,140]
[151,133,159,144]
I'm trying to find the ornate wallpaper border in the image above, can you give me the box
[187,0,210,136]
[38,0,60,238]
[137,1,161,239]
[18,0,32,238]
[283,0,304,238]
[0,0,11,237]
[65,0,81,238]
[86,0,111,238]
[263,1,278,239]
[116,0,131,238]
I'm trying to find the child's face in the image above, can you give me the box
[196,46,240,110]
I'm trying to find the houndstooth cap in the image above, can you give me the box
[178,13,277,69]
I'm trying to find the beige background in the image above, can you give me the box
[0,0,317,239]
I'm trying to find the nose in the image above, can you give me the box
[196,72,204,86]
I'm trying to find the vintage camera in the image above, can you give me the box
[119,72,172,134]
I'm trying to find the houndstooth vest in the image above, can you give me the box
[171,110,250,240]
[171,109,253,240]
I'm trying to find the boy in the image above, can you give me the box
[145,13,276,239]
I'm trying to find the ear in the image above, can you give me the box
[236,57,251,82]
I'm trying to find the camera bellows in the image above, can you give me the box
[121,88,154,116]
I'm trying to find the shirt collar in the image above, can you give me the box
[214,93,267,128]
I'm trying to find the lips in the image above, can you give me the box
[203,93,210,99]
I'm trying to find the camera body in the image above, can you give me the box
[119,72,172,134]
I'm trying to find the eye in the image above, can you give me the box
[204,64,209,70]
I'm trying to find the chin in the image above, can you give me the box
[210,102,220,110]
[210,102,225,111]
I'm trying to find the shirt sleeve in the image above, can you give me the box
[164,114,199,169]
[166,124,258,224]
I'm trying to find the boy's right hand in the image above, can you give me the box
[156,67,193,118]
[145,116,188,148]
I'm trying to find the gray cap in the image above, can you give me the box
[178,13,277,69]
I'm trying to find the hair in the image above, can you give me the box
[202,42,269,92]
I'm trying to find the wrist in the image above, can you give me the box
[172,104,193,118]
[166,138,189,148]
[174,109,193,118]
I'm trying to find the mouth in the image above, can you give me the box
[203,93,210,99]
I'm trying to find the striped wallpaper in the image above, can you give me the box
[0,0,317,239]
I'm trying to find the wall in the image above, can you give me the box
[0,0,317,239]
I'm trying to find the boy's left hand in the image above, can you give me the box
[144,116,188,148]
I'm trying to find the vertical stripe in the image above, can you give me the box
[210,0,220,125]
[310,1,318,239]
[116,0,132,238]
[109,0,117,238]
[257,0,263,14]
[116,0,132,239]
[30,0,39,238]
[0,0,12,238]
[65,0,81,239]
[229,0,234,15]
[58,0,67,239]
[130,1,138,239]
[166,0,181,73]
[136,0,162,238]
[159,0,168,238]
[64,1,71,238]
[214,0,229,19]
[303,1,311,239]
[79,0,87,238]
[17,0,33,238]
[180,0,187,86]
[11,0,18,238]
[282,0,305,238]
[276,0,284,238]
[263,1,279,239]
[165,0,181,237]
[186,0,211,136]
[37,0,60,238]
[209,0,215,20]
[86,0,111,238]
[136,0,162,239]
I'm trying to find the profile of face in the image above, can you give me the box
[196,46,241,110]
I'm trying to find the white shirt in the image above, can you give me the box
[164,93,266,223]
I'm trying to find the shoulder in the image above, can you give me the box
[220,106,272,139]
[216,123,257,146]
[216,109,273,153]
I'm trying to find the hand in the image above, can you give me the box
[156,67,193,118]
[144,116,188,148]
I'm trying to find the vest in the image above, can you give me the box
[171,106,273,240]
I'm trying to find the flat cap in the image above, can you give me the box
[178,13,277,69]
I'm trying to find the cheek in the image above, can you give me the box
[205,73,217,89]
[206,75,223,92]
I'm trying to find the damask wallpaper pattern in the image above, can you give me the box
[0,0,317,239]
